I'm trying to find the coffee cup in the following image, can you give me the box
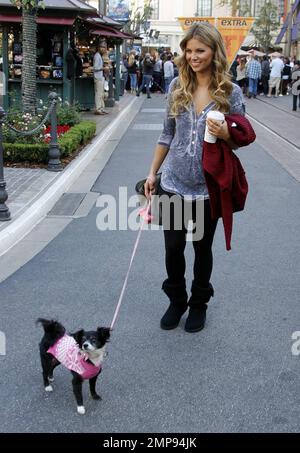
[204,110,225,143]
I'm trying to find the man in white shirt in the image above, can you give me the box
[93,44,108,115]
[163,55,174,96]
[268,56,284,97]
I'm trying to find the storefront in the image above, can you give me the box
[0,0,135,110]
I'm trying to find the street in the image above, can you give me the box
[0,93,300,433]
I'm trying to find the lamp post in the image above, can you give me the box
[47,92,63,172]
[0,107,11,221]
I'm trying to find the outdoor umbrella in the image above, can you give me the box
[248,49,266,57]
[237,49,249,56]
[269,51,282,58]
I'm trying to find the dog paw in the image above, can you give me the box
[92,393,102,401]
[48,377,54,383]
[45,385,53,392]
[77,406,86,415]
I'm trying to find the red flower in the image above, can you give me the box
[44,125,71,143]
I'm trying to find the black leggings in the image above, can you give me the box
[159,186,218,288]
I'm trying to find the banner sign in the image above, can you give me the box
[177,17,215,31]
[217,17,255,65]
[107,0,130,21]
[177,17,255,65]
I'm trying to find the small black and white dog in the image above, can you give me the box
[37,318,110,415]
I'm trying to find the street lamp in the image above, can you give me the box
[0,107,11,221]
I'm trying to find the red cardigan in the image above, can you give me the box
[202,114,256,251]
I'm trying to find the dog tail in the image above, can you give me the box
[36,318,66,341]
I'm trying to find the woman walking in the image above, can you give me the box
[128,53,139,93]
[144,23,246,333]
[236,58,247,93]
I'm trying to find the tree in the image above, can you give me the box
[252,2,279,52]
[218,0,251,17]
[124,1,154,35]
[10,1,45,114]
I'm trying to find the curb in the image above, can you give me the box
[0,97,140,257]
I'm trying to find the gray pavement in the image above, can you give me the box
[2,168,58,222]
[246,95,300,149]
[0,93,300,433]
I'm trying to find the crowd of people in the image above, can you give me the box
[93,42,300,115]
[120,50,179,98]
[230,51,300,99]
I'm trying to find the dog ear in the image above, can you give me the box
[73,329,84,345]
[97,327,111,342]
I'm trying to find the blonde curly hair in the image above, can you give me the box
[170,23,233,117]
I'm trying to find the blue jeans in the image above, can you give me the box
[138,75,152,96]
[129,73,138,90]
[248,78,258,96]
[164,76,173,95]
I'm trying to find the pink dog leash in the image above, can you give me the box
[110,199,152,330]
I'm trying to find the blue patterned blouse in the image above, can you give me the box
[157,78,245,199]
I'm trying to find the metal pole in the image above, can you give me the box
[0,107,11,221]
[115,42,121,101]
[99,0,107,16]
[47,92,63,172]
[286,11,293,58]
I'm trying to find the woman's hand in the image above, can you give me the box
[144,174,156,199]
[206,118,230,141]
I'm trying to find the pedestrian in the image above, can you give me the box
[236,57,247,93]
[121,54,129,93]
[281,57,292,95]
[143,23,247,333]
[267,55,284,97]
[246,55,261,98]
[153,53,163,93]
[291,60,300,111]
[230,57,239,83]
[128,53,138,93]
[172,55,179,78]
[136,53,155,99]
[93,43,108,115]
[163,54,174,96]
[260,55,270,96]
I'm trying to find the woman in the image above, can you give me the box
[281,57,291,95]
[260,55,270,96]
[236,57,247,93]
[144,23,245,333]
[128,53,138,93]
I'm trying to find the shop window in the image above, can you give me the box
[197,0,212,17]
[149,0,159,20]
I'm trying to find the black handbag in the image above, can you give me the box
[135,173,161,196]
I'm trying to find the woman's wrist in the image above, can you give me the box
[147,173,156,182]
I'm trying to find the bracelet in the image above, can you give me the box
[147,175,156,182]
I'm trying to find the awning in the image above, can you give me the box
[0,14,75,25]
[90,28,135,40]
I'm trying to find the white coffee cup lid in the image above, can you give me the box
[207,110,225,121]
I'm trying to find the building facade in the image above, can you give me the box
[145,0,231,52]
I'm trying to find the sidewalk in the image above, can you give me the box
[245,93,300,150]
[256,92,300,117]
[0,93,140,256]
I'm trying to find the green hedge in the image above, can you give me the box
[3,121,96,164]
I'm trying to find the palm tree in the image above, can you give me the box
[10,1,44,114]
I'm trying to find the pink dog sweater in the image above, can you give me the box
[47,334,101,380]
